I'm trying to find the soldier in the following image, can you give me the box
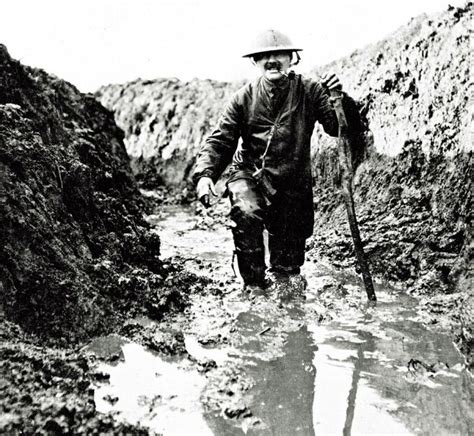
[193,29,364,292]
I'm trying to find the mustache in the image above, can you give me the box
[264,61,282,71]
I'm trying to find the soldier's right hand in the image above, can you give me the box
[196,177,217,208]
[321,72,343,92]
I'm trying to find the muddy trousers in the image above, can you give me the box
[227,178,306,286]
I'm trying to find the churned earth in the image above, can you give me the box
[1,3,472,434]
[84,198,472,435]
[0,42,207,433]
[1,188,472,434]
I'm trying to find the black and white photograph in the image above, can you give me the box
[0,0,472,434]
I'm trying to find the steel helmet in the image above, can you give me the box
[242,29,302,58]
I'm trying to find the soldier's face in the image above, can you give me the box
[254,51,292,81]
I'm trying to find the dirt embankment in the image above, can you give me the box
[0,44,199,341]
[308,3,472,360]
[97,4,472,362]
[0,44,207,432]
[309,3,471,281]
[97,78,243,188]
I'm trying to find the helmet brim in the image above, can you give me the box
[242,46,303,58]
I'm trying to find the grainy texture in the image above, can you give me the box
[0,43,214,433]
[0,320,151,434]
[308,3,472,364]
[97,3,472,364]
[97,78,243,187]
[0,43,192,343]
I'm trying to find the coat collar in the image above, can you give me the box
[261,75,290,93]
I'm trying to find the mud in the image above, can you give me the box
[1,4,472,434]
[0,45,206,433]
[0,43,165,342]
[86,202,472,435]
[0,319,151,434]
[2,190,471,433]
[96,3,473,366]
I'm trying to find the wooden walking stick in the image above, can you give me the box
[329,89,377,301]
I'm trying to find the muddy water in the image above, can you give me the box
[91,205,473,435]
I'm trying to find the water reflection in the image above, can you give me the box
[119,205,473,435]
[307,304,472,436]
[94,342,213,436]
[245,325,317,435]
[310,325,412,435]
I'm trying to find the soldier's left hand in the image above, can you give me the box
[321,73,343,92]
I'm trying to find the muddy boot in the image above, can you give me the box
[267,270,289,290]
[288,273,308,292]
[268,269,307,298]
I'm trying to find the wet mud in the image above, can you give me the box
[87,203,473,435]
[97,2,473,369]
[1,5,472,429]
[0,44,211,433]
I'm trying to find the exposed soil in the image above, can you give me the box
[0,320,150,434]
[308,3,472,364]
[0,44,205,433]
[1,3,472,434]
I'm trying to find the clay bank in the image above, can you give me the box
[0,2,472,435]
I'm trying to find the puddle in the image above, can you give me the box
[147,206,233,269]
[93,341,213,435]
[90,204,473,435]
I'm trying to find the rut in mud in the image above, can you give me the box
[88,203,473,435]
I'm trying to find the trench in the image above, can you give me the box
[88,204,472,435]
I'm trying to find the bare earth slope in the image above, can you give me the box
[97,78,243,187]
[0,44,209,433]
[308,3,472,361]
[0,44,189,343]
[98,4,472,362]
